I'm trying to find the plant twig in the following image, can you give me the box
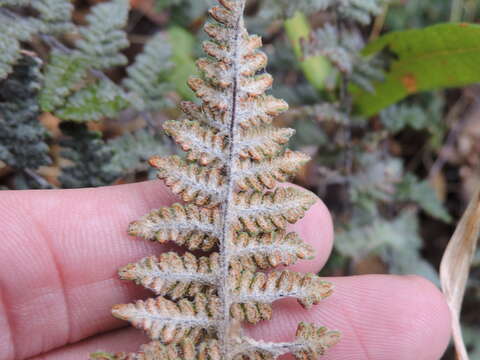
[23,168,55,189]
[368,2,389,41]
[440,186,480,360]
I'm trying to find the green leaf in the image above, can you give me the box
[55,79,128,122]
[396,173,452,222]
[354,23,480,116]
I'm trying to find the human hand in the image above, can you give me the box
[0,181,451,359]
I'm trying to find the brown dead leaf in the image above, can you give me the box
[440,186,480,360]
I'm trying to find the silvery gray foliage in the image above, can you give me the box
[257,0,386,23]
[380,103,431,133]
[0,10,41,79]
[109,128,170,175]
[123,32,175,112]
[0,55,51,170]
[0,0,74,79]
[59,122,120,188]
[30,0,75,34]
[76,0,130,69]
[336,209,440,284]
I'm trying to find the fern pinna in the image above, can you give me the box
[93,1,340,358]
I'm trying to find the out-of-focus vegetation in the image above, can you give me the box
[0,0,479,357]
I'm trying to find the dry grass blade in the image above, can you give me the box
[440,186,480,360]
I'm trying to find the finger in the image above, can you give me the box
[28,328,148,360]
[0,181,332,360]
[31,275,450,360]
[247,275,451,360]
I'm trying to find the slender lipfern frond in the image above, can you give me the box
[113,294,220,343]
[128,203,221,251]
[97,1,340,358]
[76,0,130,69]
[230,231,315,271]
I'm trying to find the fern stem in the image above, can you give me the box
[218,1,247,357]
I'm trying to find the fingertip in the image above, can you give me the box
[320,275,452,360]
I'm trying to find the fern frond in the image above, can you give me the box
[0,55,51,170]
[92,340,198,360]
[232,187,316,234]
[230,323,341,360]
[230,231,315,271]
[0,10,41,79]
[163,120,227,166]
[0,0,74,78]
[59,122,119,188]
[123,32,174,112]
[102,0,339,358]
[39,51,89,112]
[229,270,332,313]
[128,203,221,251]
[112,295,220,343]
[55,79,128,122]
[109,129,169,174]
[119,252,219,299]
[235,150,310,191]
[32,0,75,34]
[150,156,226,207]
[75,0,130,69]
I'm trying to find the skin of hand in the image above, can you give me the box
[0,181,451,360]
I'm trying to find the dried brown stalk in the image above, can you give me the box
[440,185,480,360]
[91,1,340,358]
